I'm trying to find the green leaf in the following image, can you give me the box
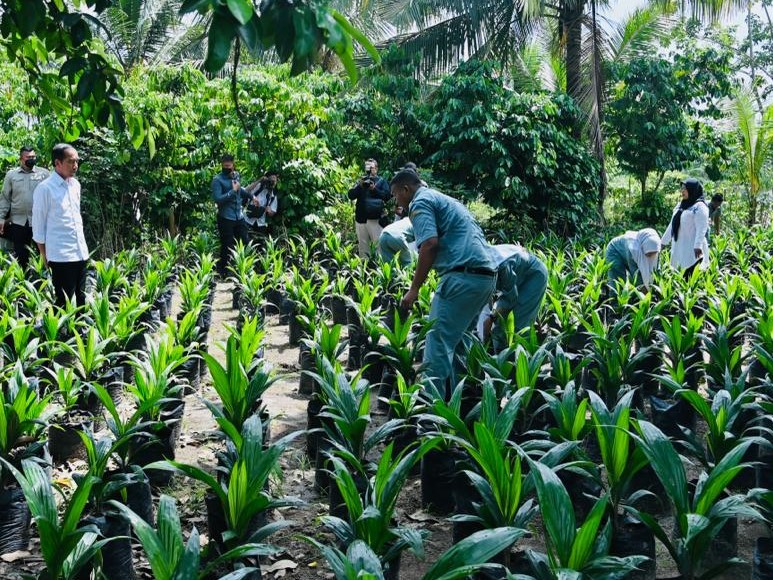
[568,495,608,569]
[530,461,576,565]
[331,9,379,63]
[423,527,525,580]
[227,0,254,25]
[634,420,689,515]
[205,11,238,73]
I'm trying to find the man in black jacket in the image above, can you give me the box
[348,158,391,258]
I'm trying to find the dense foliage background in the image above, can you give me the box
[2,1,773,256]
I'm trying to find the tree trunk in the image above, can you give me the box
[561,2,586,109]
[590,0,607,216]
[748,188,758,226]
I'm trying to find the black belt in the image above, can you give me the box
[449,265,497,277]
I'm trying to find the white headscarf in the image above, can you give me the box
[626,228,661,288]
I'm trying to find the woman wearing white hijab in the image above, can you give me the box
[605,228,662,290]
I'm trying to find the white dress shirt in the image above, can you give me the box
[245,187,278,227]
[32,172,89,262]
[661,201,710,270]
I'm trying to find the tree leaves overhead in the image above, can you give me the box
[0,0,377,136]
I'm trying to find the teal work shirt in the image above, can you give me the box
[490,245,538,312]
[212,172,251,221]
[408,186,494,275]
[606,235,640,285]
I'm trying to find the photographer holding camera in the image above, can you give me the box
[245,170,280,244]
[212,154,251,277]
[347,158,391,258]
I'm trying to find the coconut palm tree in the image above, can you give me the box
[96,0,204,71]
[727,89,773,225]
[377,0,744,207]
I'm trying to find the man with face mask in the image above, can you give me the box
[0,146,50,270]
[212,154,251,277]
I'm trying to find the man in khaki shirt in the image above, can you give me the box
[0,146,50,269]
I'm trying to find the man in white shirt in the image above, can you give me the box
[32,144,89,307]
[0,146,50,269]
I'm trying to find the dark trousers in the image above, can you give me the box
[7,223,33,270]
[683,260,701,280]
[49,260,87,308]
[217,216,248,275]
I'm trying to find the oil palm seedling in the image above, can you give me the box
[301,323,347,395]
[657,312,704,389]
[450,420,536,563]
[1,313,45,376]
[124,342,187,483]
[749,488,773,577]
[0,365,50,555]
[147,415,300,553]
[1,458,110,580]
[111,494,275,580]
[316,363,403,479]
[203,334,276,435]
[527,461,647,579]
[330,273,351,324]
[304,527,527,580]
[225,314,267,375]
[382,372,426,423]
[69,326,113,390]
[701,300,747,391]
[378,309,427,384]
[178,266,211,317]
[35,303,78,363]
[46,364,98,462]
[540,382,590,443]
[320,441,439,575]
[627,420,763,580]
[677,373,765,472]
[583,310,649,408]
[750,308,773,392]
[588,390,649,506]
[546,343,586,390]
[125,341,186,423]
[285,266,330,344]
[650,364,698,444]
[93,257,129,298]
[0,364,50,489]
[237,270,268,320]
[348,279,384,374]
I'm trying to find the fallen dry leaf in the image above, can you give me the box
[1,550,31,563]
[263,559,298,573]
[407,510,439,522]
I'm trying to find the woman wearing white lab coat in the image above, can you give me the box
[661,178,710,278]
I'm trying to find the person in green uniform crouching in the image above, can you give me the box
[481,244,547,349]
[391,170,497,399]
[605,228,661,291]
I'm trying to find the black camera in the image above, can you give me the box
[230,171,240,182]
[362,175,375,186]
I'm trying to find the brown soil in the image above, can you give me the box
[0,280,768,579]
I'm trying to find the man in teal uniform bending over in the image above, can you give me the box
[391,170,496,398]
[481,244,548,350]
[378,217,415,266]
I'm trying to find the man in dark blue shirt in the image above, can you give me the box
[212,154,251,276]
[347,158,391,258]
